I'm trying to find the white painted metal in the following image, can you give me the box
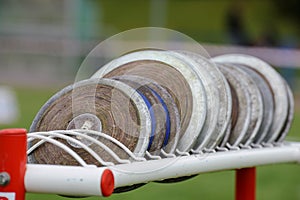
[111,142,300,187]
[25,142,300,195]
[27,130,146,164]
[25,164,108,197]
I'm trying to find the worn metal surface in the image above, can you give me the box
[223,64,263,146]
[212,54,289,143]
[0,172,10,187]
[92,50,207,152]
[172,51,232,151]
[111,75,181,154]
[236,64,274,144]
[276,82,294,143]
[218,65,251,147]
[167,51,219,151]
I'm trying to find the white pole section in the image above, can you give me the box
[111,142,300,187]
[25,165,114,197]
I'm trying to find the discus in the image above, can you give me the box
[29,78,151,166]
[92,50,207,152]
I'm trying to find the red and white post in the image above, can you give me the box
[0,129,27,200]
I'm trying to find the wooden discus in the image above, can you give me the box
[91,50,207,152]
[29,78,151,166]
[112,75,180,154]
[111,76,166,155]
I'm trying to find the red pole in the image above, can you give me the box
[235,167,256,200]
[0,129,27,200]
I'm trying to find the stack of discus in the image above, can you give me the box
[29,50,294,168]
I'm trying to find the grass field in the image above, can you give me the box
[2,87,300,200]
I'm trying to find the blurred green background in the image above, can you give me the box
[1,0,300,199]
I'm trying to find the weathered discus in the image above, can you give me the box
[276,82,294,143]
[111,75,180,155]
[234,64,274,144]
[220,63,264,146]
[217,64,252,147]
[120,76,181,154]
[212,54,291,143]
[91,50,207,152]
[29,78,151,166]
[169,51,232,152]
[28,51,294,167]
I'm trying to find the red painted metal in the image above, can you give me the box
[235,167,256,200]
[0,129,27,200]
[101,169,114,197]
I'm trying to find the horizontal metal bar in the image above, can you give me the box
[24,142,300,195]
[111,142,300,187]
